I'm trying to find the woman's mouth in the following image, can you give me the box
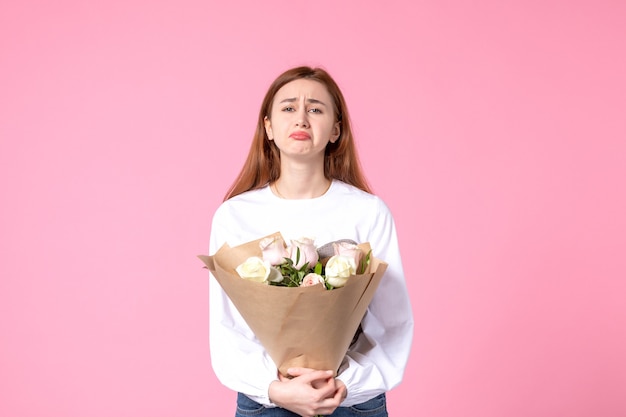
[289,131,311,140]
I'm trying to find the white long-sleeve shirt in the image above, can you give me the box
[208,180,414,407]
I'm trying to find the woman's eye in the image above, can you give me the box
[282,106,295,112]
[308,108,322,114]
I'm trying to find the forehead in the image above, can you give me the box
[273,79,333,103]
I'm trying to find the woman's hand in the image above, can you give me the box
[268,367,347,417]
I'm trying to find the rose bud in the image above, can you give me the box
[300,273,325,287]
[259,236,289,266]
[289,237,319,269]
[332,241,362,269]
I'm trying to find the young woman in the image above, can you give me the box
[208,66,413,417]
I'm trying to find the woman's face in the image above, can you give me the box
[264,79,340,164]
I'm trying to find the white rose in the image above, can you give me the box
[235,257,271,283]
[324,255,357,288]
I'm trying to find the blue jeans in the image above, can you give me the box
[235,392,388,417]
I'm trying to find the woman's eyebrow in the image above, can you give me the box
[278,97,328,107]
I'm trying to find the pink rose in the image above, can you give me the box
[259,236,289,266]
[300,273,325,287]
[289,237,319,269]
[333,241,362,270]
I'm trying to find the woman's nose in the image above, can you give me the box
[295,109,309,128]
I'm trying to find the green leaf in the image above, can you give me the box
[357,249,372,274]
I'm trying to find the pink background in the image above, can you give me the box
[1,1,625,416]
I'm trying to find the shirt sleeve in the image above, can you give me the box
[335,198,414,407]
[208,206,279,406]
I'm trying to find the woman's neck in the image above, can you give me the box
[272,163,330,200]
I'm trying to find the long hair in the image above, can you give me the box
[224,66,372,200]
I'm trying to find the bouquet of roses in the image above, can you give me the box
[198,232,387,377]
[234,235,371,289]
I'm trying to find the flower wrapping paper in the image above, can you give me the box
[198,232,388,377]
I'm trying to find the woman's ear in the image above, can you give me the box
[330,121,341,143]
[264,116,273,140]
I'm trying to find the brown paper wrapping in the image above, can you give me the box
[198,232,387,377]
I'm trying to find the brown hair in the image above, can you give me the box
[224,66,372,200]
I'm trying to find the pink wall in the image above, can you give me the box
[1,1,625,416]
